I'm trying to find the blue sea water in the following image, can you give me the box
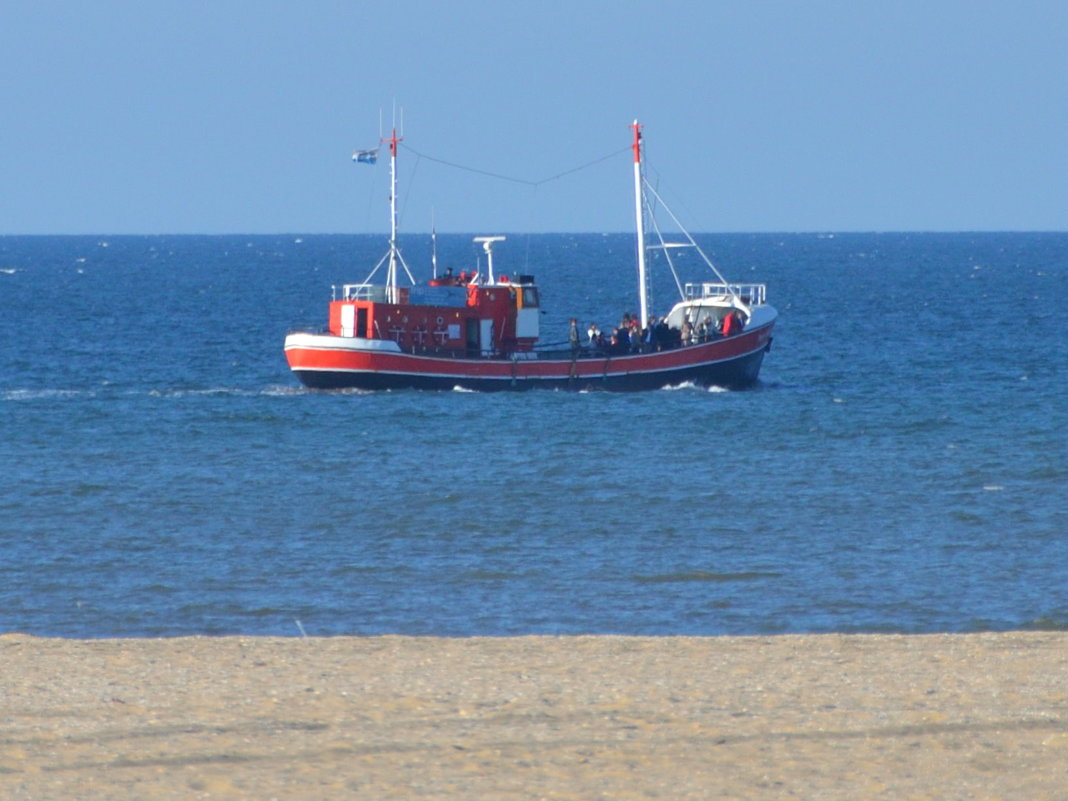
[1,232,1065,637]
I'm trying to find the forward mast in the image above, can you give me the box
[385,127,403,303]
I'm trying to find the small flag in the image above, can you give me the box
[352,148,379,164]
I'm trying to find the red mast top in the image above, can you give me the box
[384,128,402,157]
[631,121,642,164]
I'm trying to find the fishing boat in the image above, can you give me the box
[284,121,776,391]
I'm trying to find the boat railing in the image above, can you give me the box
[335,283,389,302]
[684,282,766,306]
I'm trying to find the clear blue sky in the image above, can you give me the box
[2,0,1066,234]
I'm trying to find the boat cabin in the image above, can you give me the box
[327,273,540,358]
[661,281,766,332]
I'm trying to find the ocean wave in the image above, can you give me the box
[2,388,88,402]
[261,384,306,396]
[1021,616,1068,631]
[633,570,782,584]
[146,386,307,398]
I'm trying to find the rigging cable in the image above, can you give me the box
[400,144,631,187]
[400,143,632,276]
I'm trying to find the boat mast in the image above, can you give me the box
[632,120,649,328]
[384,126,403,302]
[431,211,438,279]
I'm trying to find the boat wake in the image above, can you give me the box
[142,385,321,398]
[262,384,321,396]
[658,381,730,393]
[2,388,85,402]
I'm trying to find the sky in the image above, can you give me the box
[2,0,1067,234]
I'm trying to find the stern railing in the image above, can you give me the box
[684,282,766,306]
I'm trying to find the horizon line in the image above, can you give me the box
[4,229,1067,238]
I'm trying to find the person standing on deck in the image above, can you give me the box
[568,318,581,353]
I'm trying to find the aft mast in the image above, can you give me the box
[632,120,649,328]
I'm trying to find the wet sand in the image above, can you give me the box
[1,632,1066,799]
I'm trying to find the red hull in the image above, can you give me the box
[286,322,774,391]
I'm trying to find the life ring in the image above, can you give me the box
[436,316,444,326]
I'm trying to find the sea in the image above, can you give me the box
[1,232,1065,638]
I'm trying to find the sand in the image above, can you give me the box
[1,631,1066,799]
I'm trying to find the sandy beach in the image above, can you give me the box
[1,632,1065,799]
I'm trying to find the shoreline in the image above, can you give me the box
[3,631,1066,799]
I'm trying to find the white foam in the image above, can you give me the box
[261,385,305,396]
[2,388,85,402]
[659,381,704,392]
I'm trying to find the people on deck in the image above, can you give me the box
[574,307,748,357]
[629,318,643,353]
[681,320,693,346]
[642,316,657,351]
[655,317,671,350]
[696,317,710,342]
[722,310,745,337]
[581,309,746,355]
